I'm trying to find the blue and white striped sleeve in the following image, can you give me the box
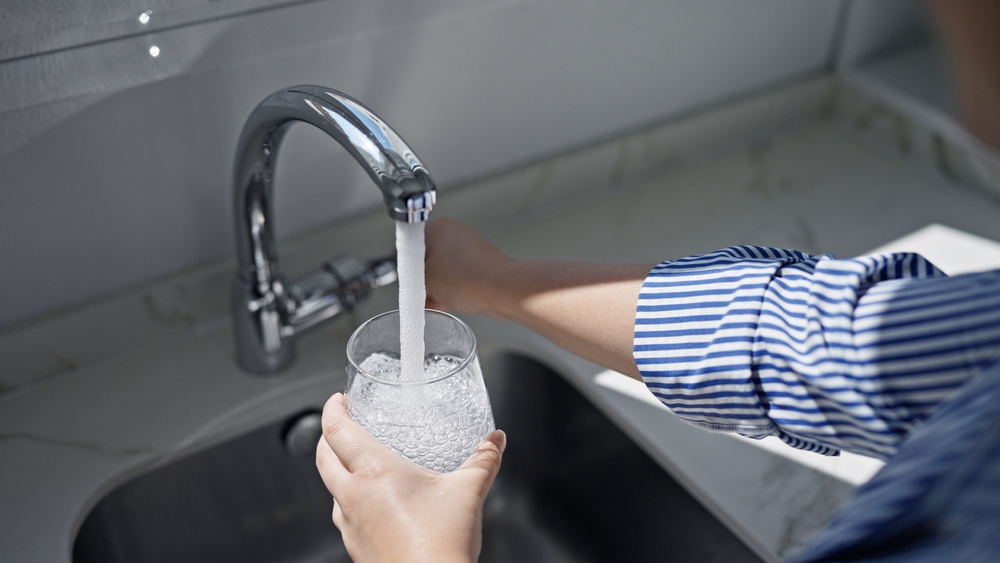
[633,246,1000,460]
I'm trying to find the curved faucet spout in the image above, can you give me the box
[232,86,433,373]
[235,85,436,230]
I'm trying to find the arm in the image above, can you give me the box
[426,220,1000,459]
[424,218,654,380]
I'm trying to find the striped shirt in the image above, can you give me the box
[789,358,1000,562]
[633,246,1000,460]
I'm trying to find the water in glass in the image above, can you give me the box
[345,309,495,473]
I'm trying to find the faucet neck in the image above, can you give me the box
[233,86,436,278]
[231,86,434,373]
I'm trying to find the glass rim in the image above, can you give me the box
[346,308,478,386]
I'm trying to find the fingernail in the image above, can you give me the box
[493,430,507,453]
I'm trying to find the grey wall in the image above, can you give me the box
[836,0,954,118]
[0,0,846,329]
[836,0,931,67]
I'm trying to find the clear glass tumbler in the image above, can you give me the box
[345,309,495,473]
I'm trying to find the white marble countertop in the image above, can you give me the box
[4,77,1000,563]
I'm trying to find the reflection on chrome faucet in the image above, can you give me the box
[232,86,436,374]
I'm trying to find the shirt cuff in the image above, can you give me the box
[633,247,841,456]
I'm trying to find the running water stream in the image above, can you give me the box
[346,219,496,472]
[395,221,426,380]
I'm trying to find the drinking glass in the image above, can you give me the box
[345,309,495,473]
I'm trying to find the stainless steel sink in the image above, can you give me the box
[73,353,761,563]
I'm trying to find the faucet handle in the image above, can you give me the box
[369,256,398,288]
[284,253,397,336]
[324,254,394,307]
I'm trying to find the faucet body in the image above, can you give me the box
[232,86,436,373]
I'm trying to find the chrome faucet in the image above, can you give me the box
[232,86,436,373]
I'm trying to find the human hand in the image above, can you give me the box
[315,393,506,563]
[424,218,513,318]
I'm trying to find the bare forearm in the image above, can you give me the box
[423,218,653,380]
[488,260,654,380]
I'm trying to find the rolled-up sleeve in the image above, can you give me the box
[633,245,1000,459]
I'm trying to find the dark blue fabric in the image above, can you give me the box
[789,362,1000,562]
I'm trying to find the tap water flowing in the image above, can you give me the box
[345,240,496,472]
[395,221,426,381]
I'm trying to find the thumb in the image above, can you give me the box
[455,430,506,490]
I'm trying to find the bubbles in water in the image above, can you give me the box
[350,352,494,472]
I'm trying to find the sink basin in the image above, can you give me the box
[73,353,761,563]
